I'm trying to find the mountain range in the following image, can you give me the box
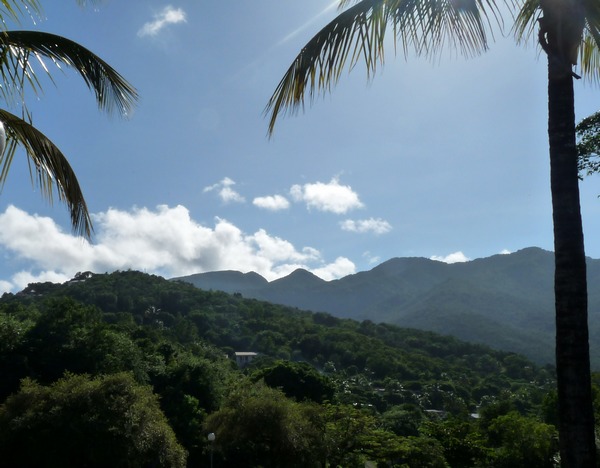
[172,247,600,368]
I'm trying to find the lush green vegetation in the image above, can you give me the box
[179,247,600,369]
[0,270,591,466]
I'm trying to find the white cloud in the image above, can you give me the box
[138,5,186,37]
[0,279,14,292]
[499,249,512,255]
[430,251,471,264]
[290,177,363,214]
[362,251,381,265]
[203,177,246,204]
[0,205,355,293]
[340,218,392,234]
[13,270,71,287]
[312,257,356,281]
[253,195,290,211]
[249,229,320,264]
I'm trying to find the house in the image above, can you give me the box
[235,352,258,367]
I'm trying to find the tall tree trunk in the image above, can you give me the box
[547,58,596,467]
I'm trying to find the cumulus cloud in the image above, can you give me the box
[430,251,471,264]
[138,5,186,37]
[290,177,363,214]
[312,257,356,281]
[499,249,512,255]
[253,195,290,211]
[340,218,392,235]
[203,177,245,204]
[0,205,355,293]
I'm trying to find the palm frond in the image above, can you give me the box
[0,30,138,116]
[513,0,600,80]
[512,0,539,44]
[579,32,600,81]
[266,0,506,134]
[0,108,92,237]
[0,1,41,26]
[579,0,600,81]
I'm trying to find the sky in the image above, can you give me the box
[0,1,599,293]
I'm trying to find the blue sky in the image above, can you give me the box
[0,1,599,292]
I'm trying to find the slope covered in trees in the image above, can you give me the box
[175,247,600,368]
[0,270,589,466]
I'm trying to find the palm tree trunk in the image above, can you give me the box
[547,58,596,467]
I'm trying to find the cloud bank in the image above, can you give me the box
[0,205,356,293]
[138,5,187,37]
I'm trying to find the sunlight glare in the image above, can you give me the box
[277,1,339,46]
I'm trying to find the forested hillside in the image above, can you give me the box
[0,270,591,467]
[175,247,600,367]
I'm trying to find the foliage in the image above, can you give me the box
[486,412,558,467]
[576,111,600,178]
[0,372,186,467]
[0,270,563,466]
[250,359,335,403]
[180,248,600,369]
[422,417,493,466]
[0,2,137,236]
[204,381,322,467]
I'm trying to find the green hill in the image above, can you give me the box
[0,270,565,467]
[174,247,600,368]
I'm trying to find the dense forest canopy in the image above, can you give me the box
[0,270,592,466]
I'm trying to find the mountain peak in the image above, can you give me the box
[171,270,267,294]
[272,268,325,287]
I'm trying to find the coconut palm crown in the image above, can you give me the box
[267,0,600,466]
[0,0,138,238]
[267,0,600,132]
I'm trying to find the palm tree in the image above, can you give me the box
[266,0,598,465]
[0,1,138,238]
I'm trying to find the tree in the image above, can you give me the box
[0,372,187,467]
[266,1,598,465]
[151,352,230,465]
[487,412,559,467]
[576,111,600,177]
[251,359,336,403]
[422,417,492,467]
[0,1,137,237]
[203,381,323,467]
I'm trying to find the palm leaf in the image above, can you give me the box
[0,30,138,115]
[0,108,92,237]
[0,1,41,26]
[579,31,600,81]
[514,0,600,80]
[512,0,539,45]
[579,0,600,81]
[0,1,100,25]
[266,0,505,134]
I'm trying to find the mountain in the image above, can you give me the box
[177,270,268,293]
[172,247,600,367]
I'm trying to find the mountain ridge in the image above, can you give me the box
[171,247,600,367]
